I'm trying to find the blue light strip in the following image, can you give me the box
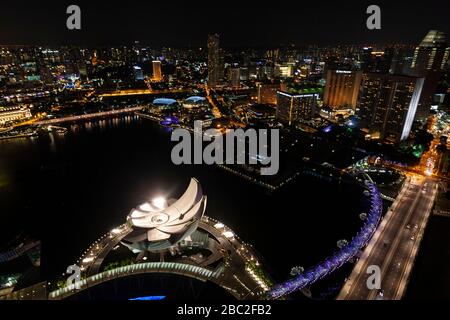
[268,180,383,299]
[129,295,166,301]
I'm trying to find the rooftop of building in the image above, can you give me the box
[0,106,29,113]
[419,30,447,48]
[152,98,178,106]
[185,96,206,103]
[282,82,324,95]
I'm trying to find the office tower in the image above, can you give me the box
[207,34,221,87]
[411,30,448,74]
[218,48,225,81]
[264,65,274,79]
[257,82,280,104]
[78,63,88,81]
[229,67,240,88]
[132,40,142,63]
[357,73,424,143]
[253,65,265,80]
[323,70,362,110]
[361,47,373,71]
[152,60,163,81]
[133,65,144,81]
[388,47,413,75]
[239,67,249,81]
[91,51,98,66]
[276,91,319,125]
[275,64,293,78]
[410,30,450,121]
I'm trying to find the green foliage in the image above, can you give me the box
[246,261,274,287]
[103,258,135,271]
[285,82,324,95]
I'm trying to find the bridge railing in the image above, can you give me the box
[35,106,143,125]
[267,179,383,299]
[49,261,222,300]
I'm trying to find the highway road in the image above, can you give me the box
[338,176,438,300]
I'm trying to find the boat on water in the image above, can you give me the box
[46,125,68,135]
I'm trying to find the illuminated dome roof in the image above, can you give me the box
[185,96,206,103]
[153,98,178,106]
[183,96,207,109]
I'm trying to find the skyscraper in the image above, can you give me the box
[133,65,144,81]
[152,60,163,81]
[411,30,448,74]
[323,70,362,110]
[207,34,221,87]
[356,73,424,143]
[410,30,450,121]
[276,91,319,125]
[274,63,293,78]
[218,48,225,81]
[388,47,414,75]
[229,67,240,88]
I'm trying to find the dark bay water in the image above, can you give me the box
[0,116,366,285]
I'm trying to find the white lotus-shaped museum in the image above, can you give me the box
[122,178,207,252]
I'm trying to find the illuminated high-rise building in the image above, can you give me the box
[411,30,448,74]
[274,63,293,78]
[229,67,240,88]
[323,70,362,110]
[388,47,414,75]
[218,48,225,81]
[410,30,449,121]
[276,90,319,125]
[91,51,98,66]
[207,34,221,87]
[133,65,144,81]
[356,73,424,143]
[152,60,163,81]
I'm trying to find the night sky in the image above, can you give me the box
[0,0,449,47]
